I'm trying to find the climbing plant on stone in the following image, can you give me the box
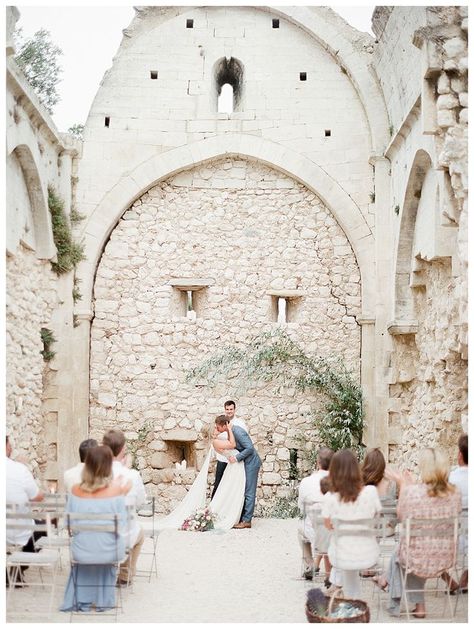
[48,185,85,275]
[186,329,364,455]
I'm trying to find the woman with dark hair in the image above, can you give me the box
[60,445,131,612]
[362,448,397,500]
[360,448,398,577]
[322,449,381,598]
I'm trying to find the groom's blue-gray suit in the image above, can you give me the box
[232,426,262,522]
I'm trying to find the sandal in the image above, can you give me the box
[372,575,388,592]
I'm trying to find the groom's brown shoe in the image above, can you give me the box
[233,521,251,529]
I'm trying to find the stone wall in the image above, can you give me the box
[77,6,374,230]
[373,6,468,470]
[6,246,58,477]
[90,157,361,513]
[6,7,77,480]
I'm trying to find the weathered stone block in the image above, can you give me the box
[261,472,282,485]
[161,428,198,441]
[150,452,173,469]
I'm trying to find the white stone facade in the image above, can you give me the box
[5,6,468,500]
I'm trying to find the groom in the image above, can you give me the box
[225,418,262,529]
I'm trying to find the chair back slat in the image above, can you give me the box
[66,512,121,537]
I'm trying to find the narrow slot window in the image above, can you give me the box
[325,129,331,137]
[277,297,287,324]
[218,83,234,114]
[104,116,110,127]
[299,72,307,81]
[289,449,298,480]
[272,19,280,28]
[186,18,194,28]
[150,70,158,79]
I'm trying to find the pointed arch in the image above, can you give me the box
[76,134,375,317]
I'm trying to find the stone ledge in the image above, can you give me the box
[387,320,419,335]
[266,290,304,298]
[168,278,215,290]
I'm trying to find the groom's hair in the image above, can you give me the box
[224,400,235,409]
[215,415,229,427]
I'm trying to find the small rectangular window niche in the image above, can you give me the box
[150,70,158,79]
[325,129,331,137]
[272,19,280,28]
[104,116,110,127]
[267,290,304,323]
[186,18,194,28]
[299,72,307,81]
[168,278,215,320]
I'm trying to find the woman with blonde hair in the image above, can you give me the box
[60,445,131,612]
[375,447,462,618]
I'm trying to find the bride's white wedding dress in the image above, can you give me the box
[156,448,245,531]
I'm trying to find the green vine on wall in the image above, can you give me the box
[48,185,85,275]
[127,423,152,470]
[186,329,364,455]
[40,327,56,361]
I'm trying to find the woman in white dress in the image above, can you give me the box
[322,449,381,598]
[156,417,246,531]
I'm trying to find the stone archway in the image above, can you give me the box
[66,136,376,486]
[88,156,363,509]
[76,135,375,314]
[6,144,55,259]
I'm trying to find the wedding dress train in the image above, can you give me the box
[156,448,245,531]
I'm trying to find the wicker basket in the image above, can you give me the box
[305,590,370,623]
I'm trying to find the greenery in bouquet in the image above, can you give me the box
[180,507,216,532]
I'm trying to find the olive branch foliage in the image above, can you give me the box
[186,329,364,455]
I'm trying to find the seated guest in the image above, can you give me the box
[362,447,397,502]
[322,449,381,599]
[63,438,98,493]
[441,433,468,593]
[374,448,462,618]
[297,447,333,580]
[361,448,398,563]
[6,435,45,585]
[60,445,130,612]
[313,475,332,587]
[103,429,146,585]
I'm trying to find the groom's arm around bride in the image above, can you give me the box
[229,426,262,529]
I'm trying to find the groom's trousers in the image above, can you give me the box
[211,461,227,499]
[241,459,261,522]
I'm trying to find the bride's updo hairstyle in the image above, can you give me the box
[80,445,114,493]
[215,415,229,427]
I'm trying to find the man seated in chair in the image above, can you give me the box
[6,435,45,585]
[102,429,146,586]
[297,447,334,581]
[63,438,98,493]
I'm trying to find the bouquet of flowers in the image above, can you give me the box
[180,507,216,532]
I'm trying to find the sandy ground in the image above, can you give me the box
[6,517,468,624]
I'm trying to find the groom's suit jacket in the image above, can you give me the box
[232,426,261,471]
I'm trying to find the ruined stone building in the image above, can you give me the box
[6,6,468,512]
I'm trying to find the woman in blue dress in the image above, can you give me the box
[60,445,131,612]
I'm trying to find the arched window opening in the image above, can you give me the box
[218,83,234,114]
[214,57,244,113]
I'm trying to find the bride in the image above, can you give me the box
[156,416,246,530]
